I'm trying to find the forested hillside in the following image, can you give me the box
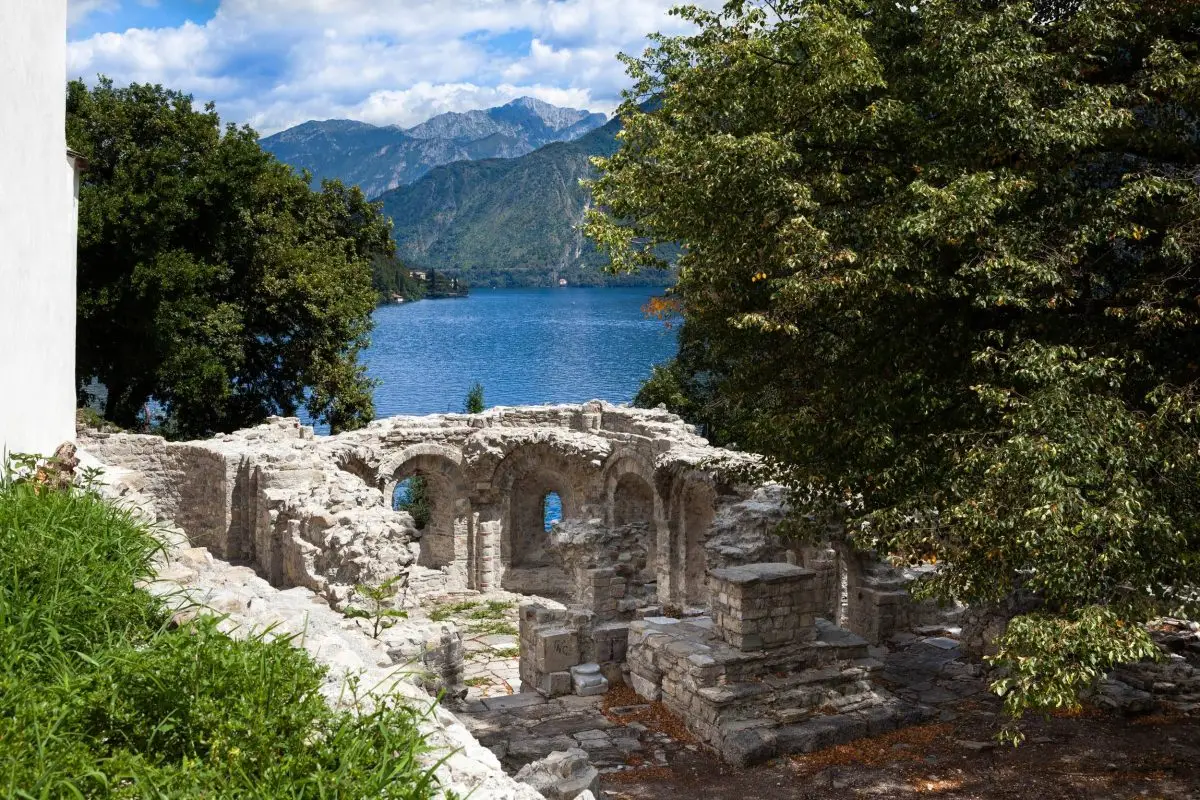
[378,118,669,287]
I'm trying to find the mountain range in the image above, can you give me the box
[374,116,624,286]
[263,97,670,287]
[260,97,607,199]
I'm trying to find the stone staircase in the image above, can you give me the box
[626,563,934,766]
[627,614,929,766]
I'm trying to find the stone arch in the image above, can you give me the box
[489,442,591,598]
[333,447,376,487]
[378,443,465,499]
[601,449,658,525]
[602,449,664,587]
[667,471,718,609]
[378,443,470,587]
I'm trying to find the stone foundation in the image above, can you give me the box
[626,612,922,766]
[622,562,926,766]
[80,403,962,772]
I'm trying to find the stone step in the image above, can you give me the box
[719,699,936,767]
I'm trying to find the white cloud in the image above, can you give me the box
[68,0,119,26]
[67,0,725,134]
[356,82,600,127]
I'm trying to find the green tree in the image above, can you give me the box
[588,0,1200,724]
[68,78,391,437]
[371,254,427,304]
[397,477,431,530]
[464,382,485,414]
[343,574,410,639]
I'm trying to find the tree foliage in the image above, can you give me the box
[464,382,486,414]
[68,78,391,437]
[589,0,1200,717]
[371,254,427,303]
[396,476,431,530]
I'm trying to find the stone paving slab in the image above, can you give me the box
[482,692,548,711]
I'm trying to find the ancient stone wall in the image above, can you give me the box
[80,403,940,648]
[80,433,233,554]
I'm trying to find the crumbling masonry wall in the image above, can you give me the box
[80,403,939,645]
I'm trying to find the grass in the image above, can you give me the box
[428,600,481,622]
[469,600,514,620]
[0,462,446,799]
[468,619,518,637]
[428,599,517,637]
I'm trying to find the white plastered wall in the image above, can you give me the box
[0,1,77,457]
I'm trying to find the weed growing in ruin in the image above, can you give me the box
[345,573,411,639]
[467,619,518,637]
[428,599,517,636]
[471,599,514,619]
[429,600,482,622]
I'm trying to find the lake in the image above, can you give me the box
[364,287,678,417]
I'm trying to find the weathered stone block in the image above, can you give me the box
[538,627,581,673]
[721,727,778,767]
[592,622,629,663]
[540,671,573,697]
[709,562,818,652]
[629,672,661,701]
[513,748,600,800]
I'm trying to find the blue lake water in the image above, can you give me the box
[364,287,678,417]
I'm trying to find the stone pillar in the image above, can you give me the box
[708,563,817,651]
[473,509,502,591]
[578,567,625,620]
[851,587,911,644]
[579,400,603,432]
[449,500,471,589]
[799,546,840,621]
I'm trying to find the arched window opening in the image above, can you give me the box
[543,491,562,531]
[394,475,431,530]
[613,472,655,529]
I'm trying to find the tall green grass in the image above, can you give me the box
[0,474,445,799]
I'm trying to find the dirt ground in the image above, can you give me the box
[600,699,1200,800]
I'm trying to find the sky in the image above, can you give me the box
[67,0,722,136]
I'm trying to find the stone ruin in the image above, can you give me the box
[79,401,971,774]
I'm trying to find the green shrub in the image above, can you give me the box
[464,382,484,415]
[344,573,411,639]
[0,467,442,799]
